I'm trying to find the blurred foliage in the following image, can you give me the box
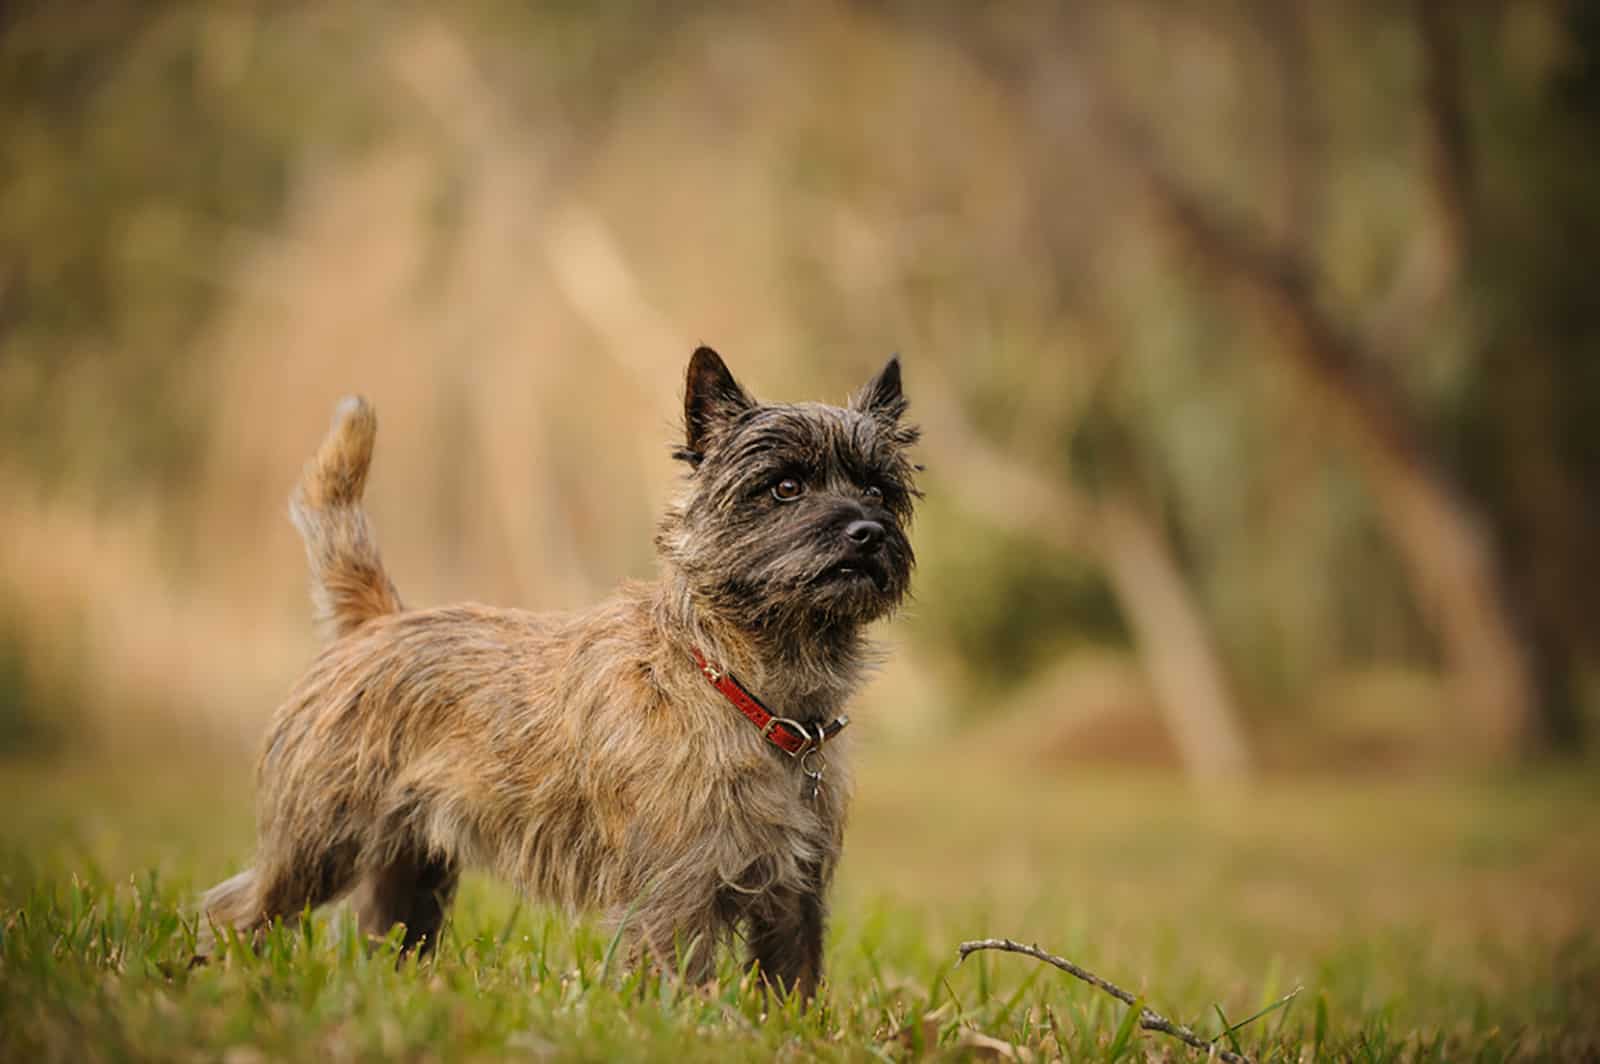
[909,500,1125,692]
[0,2,1595,760]
[0,5,378,495]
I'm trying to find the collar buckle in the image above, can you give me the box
[760,715,816,757]
[692,647,851,800]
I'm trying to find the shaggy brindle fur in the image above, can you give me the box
[202,348,919,998]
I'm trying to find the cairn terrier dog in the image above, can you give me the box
[202,347,919,998]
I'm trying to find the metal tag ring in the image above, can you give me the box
[799,745,826,780]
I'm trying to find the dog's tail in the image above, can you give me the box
[289,396,403,641]
[198,867,260,950]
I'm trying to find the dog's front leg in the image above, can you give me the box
[746,880,825,1002]
[633,908,719,989]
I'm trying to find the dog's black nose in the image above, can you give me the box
[844,519,885,551]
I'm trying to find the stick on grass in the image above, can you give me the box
[958,937,1298,1064]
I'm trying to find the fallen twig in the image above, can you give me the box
[958,937,1299,1064]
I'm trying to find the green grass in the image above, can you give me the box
[2,745,1597,1061]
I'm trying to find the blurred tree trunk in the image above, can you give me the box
[918,379,1254,783]
[1476,342,1591,748]
[1458,5,1600,748]
[1258,0,1322,252]
[1007,0,1581,759]
[1094,103,1543,760]
[1417,0,1472,279]
[1096,492,1252,779]
[1366,0,1473,356]
[937,1,1581,758]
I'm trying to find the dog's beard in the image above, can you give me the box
[805,574,898,623]
[695,542,910,631]
[804,553,904,619]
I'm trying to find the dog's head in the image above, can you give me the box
[658,347,920,633]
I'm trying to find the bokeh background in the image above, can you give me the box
[3,2,1596,779]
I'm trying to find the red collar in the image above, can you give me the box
[691,648,850,757]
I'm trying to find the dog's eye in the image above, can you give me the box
[863,484,884,504]
[772,477,805,502]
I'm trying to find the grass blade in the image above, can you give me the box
[1230,985,1303,1034]
[1214,1003,1245,1055]
[1107,996,1144,1061]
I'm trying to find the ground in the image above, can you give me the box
[2,741,1597,1061]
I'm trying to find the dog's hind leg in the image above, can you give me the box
[201,836,362,952]
[354,846,459,956]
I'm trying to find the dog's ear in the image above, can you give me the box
[678,346,755,465]
[850,355,907,423]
